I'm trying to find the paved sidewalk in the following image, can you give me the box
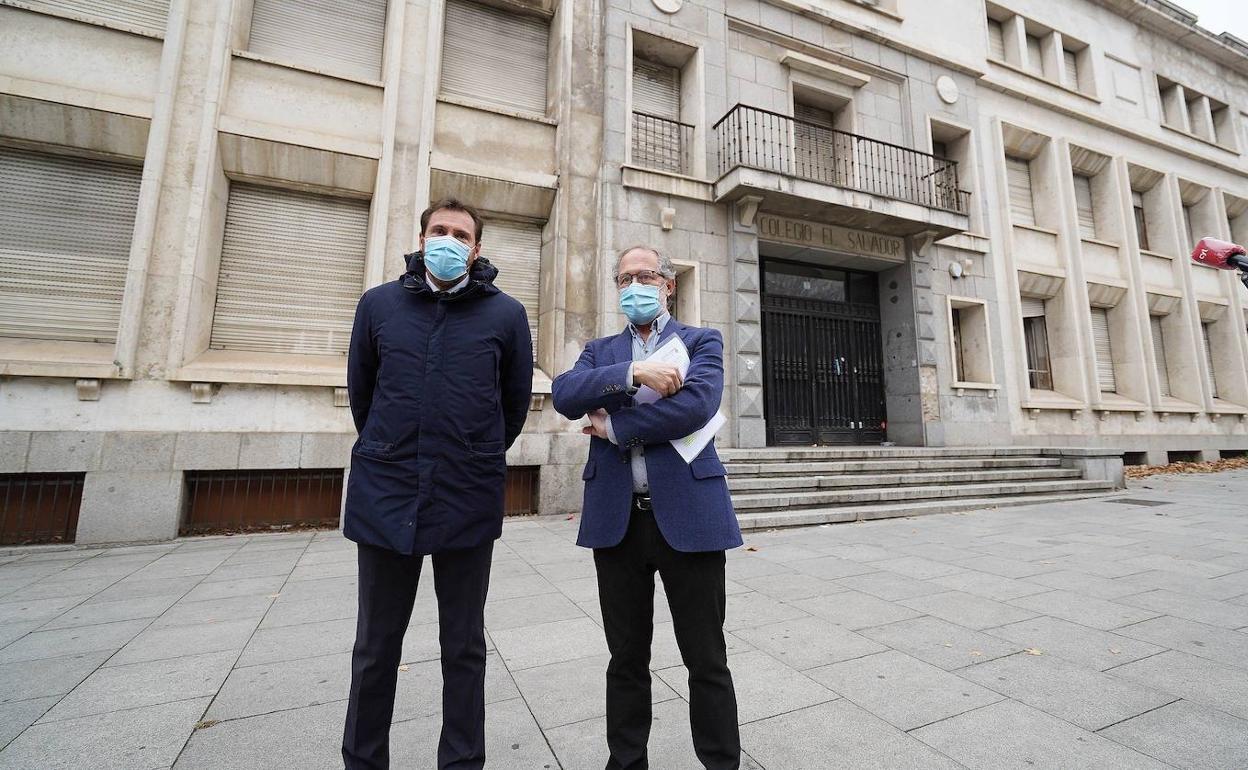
[2,470,1248,769]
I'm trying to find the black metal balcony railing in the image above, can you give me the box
[632,111,694,176]
[714,104,971,215]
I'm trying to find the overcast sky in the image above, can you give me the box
[1172,0,1248,41]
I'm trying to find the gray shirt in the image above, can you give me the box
[605,311,671,494]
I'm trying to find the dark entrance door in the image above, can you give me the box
[761,259,886,445]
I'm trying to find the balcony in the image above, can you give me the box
[631,111,695,176]
[713,104,971,239]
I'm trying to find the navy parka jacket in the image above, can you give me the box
[344,253,534,555]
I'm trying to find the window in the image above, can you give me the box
[1181,204,1196,252]
[1006,156,1036,226]
[1201,322,1218,398]
[1073,174,1097,239]
[1025,34,1044,76]
[1062,48,1079,90]
[210,184,368,356]
[482,218,541,360]
[1021,296,1052,390]
[0,147,141,344]
[631,57,687,174]
[23,0,169,34]
[987,18,1006,60]
[1090,307,1116,392]
[1132,191,1150,251]
[949,299,992,384]
[247,0,387,81]
[1150,315,1171,396]
[1186,95,1212,140]
[441,0,549,115]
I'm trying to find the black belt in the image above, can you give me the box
[632,493,653,511]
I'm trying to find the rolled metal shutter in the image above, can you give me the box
[1150,315,1171,396]
[483,218,541,360]
[247,0,387,81]
[633,58,681,120]
[441,0,548,115]
[26,0,169,34]
[1133,191,1150,250]
[1090,307,1116,392]
[1006,157,1036,226]
[210,184,368,356]
[987,19,1006,61]
[1073,174,1096,239]
[1020,296,1045,318]
[1026,35,1043,75]
[0,148,141,344]
[1201,323,1218,398]
[1063,49,1079,89]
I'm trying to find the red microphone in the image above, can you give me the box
[1191,237,1247,271]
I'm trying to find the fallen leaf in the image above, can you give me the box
[1109,648,1121,655]
[943,643,953,648]
[969,650,983,656]
[565,514,575,521]
[267,594,281,599]
[1024,648,1043,656]
[194,720,218,730]
[398,665,410,672]
[1038,561,1054,565]
[746,546,758,552]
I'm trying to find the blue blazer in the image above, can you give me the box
[551,320,743,553]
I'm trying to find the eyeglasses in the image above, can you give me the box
[615,270,667,289]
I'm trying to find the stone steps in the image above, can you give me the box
[727,456,1064,477]
[719,446,1048,463]
[736,490,1122,531]
[726,467,1083,493]
[731,478,1116,512]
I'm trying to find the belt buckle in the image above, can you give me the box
[633,494,653,511]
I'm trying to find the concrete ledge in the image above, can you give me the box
[76,471,184,544]
[1042,447,1126,489]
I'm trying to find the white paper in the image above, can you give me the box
[633,334,690,405]
[671,410,726,464]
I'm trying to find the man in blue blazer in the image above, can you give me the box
[552,245,743,770]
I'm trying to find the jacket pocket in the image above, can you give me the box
[467,439,505,456]
[689,457,726,480]
[581,459,597,480]
[354,439,395,460]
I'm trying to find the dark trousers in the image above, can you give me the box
[342,541,494,770]
[593,501,740,770]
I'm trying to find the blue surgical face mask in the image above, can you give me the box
[619,283,663,325]
[423,235,471,282]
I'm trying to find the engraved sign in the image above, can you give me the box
[756,213,906,264]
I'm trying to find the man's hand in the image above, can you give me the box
[583,409,610,440]
[632,361,683,397]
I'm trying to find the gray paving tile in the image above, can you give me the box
[1100,699,1248,770]
[150,594,275,629]
[0,696,57,748]
[900,590,1039,631]
[985,615,1165,671]
[0,696,210,770]
[832,570,950,601]
[647,621,754,672]
[174,701,341,769]
[807,649,1002,731]
[1020,569,1151,600]
[723,590,809,631]
[910,699,1170,769]
[0,651,112,705]
[1007,589,1161,631]
[108,618,259,666]
[0,594,89,625]
[207,652,349,721]
[732,616,885,671]
[1116,588,1248,629]
[820,544,899,562]
[949,554,1056,579]
[872,555,965,580]
[38,593,182,631]
[0,621,39,650]
[1115,552,1241,578]
[788,555,877,580]
[258,592,356,629]
[1108,650,1248,720]
[238,617,356,668]
[484,591,585,632]
[0,618,147,663]
[40,650,237,723]
[547,694,764,770]
[512,653,677,729]
[960,651,1175,730]
[859,615,1023,671]
[84,575,201,604]
[734,571,848,601]
[1112,568,1247,601]
[928,570,1051,602]
[176,575,288,604]
[791,589,922,630]
[740,699,964,770]
[491,616,608,670]
[722,554,795,580]
[390,652,520,723]
[657,649,835,725]
[1114,615,1248,669]
[483,572,558,602]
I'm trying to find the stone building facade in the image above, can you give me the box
[0,0,1245,544]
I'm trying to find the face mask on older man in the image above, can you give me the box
[619,283,663,325]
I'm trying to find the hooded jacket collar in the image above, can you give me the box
[401,252,501,301]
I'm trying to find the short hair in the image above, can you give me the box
[614,245,676,280]
[420,198,484,243]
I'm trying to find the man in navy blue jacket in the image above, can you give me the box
[342,198,533,770]
[552,245,743,770]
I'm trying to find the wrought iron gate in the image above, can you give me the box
[761,261,886,445]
